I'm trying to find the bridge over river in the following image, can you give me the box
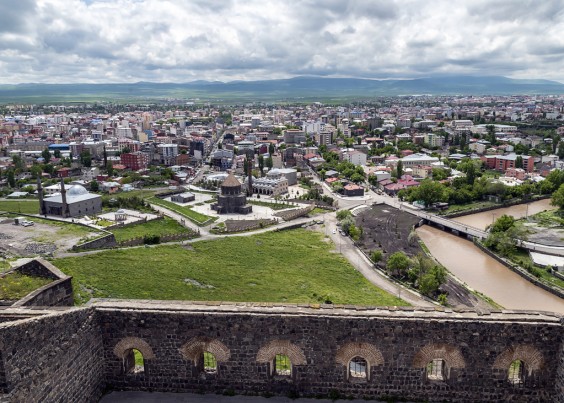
[389,201,564,258]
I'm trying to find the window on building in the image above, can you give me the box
[426,358,446,381]
[349,356,367,380]
[274,354,291,376]
[508,359,525,387]
[202,351,217,374]
[124,348,145,374]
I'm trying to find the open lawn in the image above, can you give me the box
[0,199,40,214]
[0,272,52,300]
[148,197,216,226]
[110,217,196,243]
[52,229,407,306]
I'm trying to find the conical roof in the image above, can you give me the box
[221,173,241,188]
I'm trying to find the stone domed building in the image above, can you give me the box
[40,179,102,218]
[211,173,252,215]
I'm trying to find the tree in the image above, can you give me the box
[258,155,264,176]
[515,155,523,169]
[552,184,564,209]
[7,169,15,188]
[265,156,273,170]
[386,251,411,278]
[269,143,275,155]
[396,160,403,178]
[41,148,51,163]
[30,164,42,179]
[371,250,383,263]
[80,150,92,167]
[489,214,515,233]
[90,180,99,192]
[411,179,445,208]
[336,209,353,221]
[106,162,115,177]
[53,149,61,159]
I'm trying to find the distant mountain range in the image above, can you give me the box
[1,75,563,103]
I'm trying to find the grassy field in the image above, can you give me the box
[0,272,52,300]
[52,229,407,306]
[148,197,216,226]
[0,199,40,214]
[110,217,196,243]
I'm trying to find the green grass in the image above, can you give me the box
[442,200,498,215]
[102,189,162,203]
[110,217,196,243]
[51,229,407,306]
[0,200,40,214]
[148,197,216,226]
[247,199,298,210]
[525,209,564,227]
[0,272,52,300]
[504,248,564,289]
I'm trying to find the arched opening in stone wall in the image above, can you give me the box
[426,358,446,381]
[124,348,145,375]
[202,351,217,374]
[274,354,292,376]
[349,356,367,380]
[508,359,526,387]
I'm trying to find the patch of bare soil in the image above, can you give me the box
[0,221,99,258]
[355,205,495,309]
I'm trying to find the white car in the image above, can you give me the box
[332,229,336,234]
[21,221,34,227]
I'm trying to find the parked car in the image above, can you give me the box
[21,220,34,227]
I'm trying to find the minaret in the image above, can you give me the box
[60,177,70,218]
[37,176,46,215]
[247,159,253,196]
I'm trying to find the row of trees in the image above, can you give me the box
[384,251,447,299]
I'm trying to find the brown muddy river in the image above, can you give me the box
[451,198,555,231]
[416,225,564,314]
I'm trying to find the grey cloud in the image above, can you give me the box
[0,0,36,33]
[1,0,564,84]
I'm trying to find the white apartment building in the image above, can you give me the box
[400,153,439,167]
[157,143,178,165]
[342,150,367,166]
[424,133,445,148]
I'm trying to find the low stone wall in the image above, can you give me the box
[117,232,197,247]
[275,205,315,221]
[474,242,564,299]
[11,258,74,307]
[74,232,117,251]
[223,219,277,233]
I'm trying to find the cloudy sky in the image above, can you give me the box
[1,0,564,84]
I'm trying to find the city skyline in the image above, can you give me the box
[1,0,564,84]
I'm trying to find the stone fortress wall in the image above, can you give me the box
[0,301,563,402]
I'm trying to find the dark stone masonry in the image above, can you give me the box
[0,300,562,402]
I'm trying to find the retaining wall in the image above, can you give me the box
[474,242,564,299]
[10,258,74,307]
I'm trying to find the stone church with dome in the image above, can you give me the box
[38,178,102,218]
[211,172,252,215]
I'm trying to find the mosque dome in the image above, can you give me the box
[67,185,89,197]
